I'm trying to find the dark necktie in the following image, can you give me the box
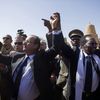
[74,46,80,54]
[84,56,93,93]
[13,57,29,99]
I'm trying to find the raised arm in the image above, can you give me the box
[42,12,74,59]
[50,12,74,58]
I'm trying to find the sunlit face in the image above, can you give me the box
[23,36,35,52]
[23,36,40,55]
[14,36,24,52]
[14,42,23,52]
[3,37,12,45]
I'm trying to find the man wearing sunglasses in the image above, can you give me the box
[1,34,14,55]
[10,35,25,57]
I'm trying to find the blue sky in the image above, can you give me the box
[0,0,100,42]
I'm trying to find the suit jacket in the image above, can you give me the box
[0,53,25,100]
[53,32,83,100]
[53,31,100,100]
[33,49,57,100]
[94,49,100,58]
[46,33,53,48]
[0,48,58,100]
[46,33,72,100]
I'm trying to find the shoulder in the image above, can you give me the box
[12,53,25,63]
[94,49,100,58]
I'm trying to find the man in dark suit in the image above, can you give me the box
[42,13,69,100]
[0,35,58,100]
[47,12,100,100]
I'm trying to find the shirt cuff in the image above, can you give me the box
[52,30,62,34]
[46,32,52,35]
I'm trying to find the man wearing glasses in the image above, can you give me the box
[1,34,14,55]
[10,35,25,57]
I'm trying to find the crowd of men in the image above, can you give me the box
[0,12,100,100]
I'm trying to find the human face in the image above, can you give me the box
[14,42,23,52]
[23,36,39,55]
[83,38,97,54]
[71,37,80,47]
[3,37,12,45]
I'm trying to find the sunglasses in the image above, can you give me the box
[14,42,23,45]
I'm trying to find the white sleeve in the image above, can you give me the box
[52,30,62,34]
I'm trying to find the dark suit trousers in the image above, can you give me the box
[34,95,41,100]
[82,89,100,100]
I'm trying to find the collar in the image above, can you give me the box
[82,50,93,57]
[25,54,35,60]
[83,51,89,57]
[52,30,62,34]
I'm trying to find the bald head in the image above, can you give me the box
[80,35,97,54]
[80,35,95,47]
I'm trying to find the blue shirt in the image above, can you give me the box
[18,55,40,100]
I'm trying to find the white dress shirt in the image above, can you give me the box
[18,55,40,100]
[51,31,100,100]
[75,50,100,100]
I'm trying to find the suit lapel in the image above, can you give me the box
[70,49,80,99]
[12,56,25,74]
